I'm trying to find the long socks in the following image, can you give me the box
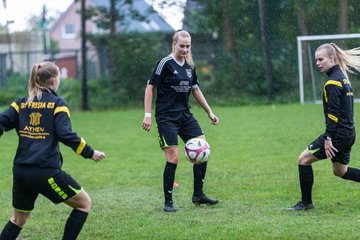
[193,161,207,197]
[163,162,177,203]
[0,221,21,240]
[62,209,88,240]
[299,165,313,204]
[341,167,360,182]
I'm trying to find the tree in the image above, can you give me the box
[339,0,349,34]
[85,0,153,90]
[296,0,312,96]
[221,0,235,53]
[183,0,254,99]
[108,0,118,90]
[81,0,88,110]
[338,0,348,47]
[82,0,360,104]
[26,8,58,31]
[258,0,273,101]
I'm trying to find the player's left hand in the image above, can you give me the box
[208,112,219,125]
[324,139,337,158]
[92,150,106,162]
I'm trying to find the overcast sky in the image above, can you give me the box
[0,0,73,32]
[0,0,184,32]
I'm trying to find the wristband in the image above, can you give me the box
[326,136,331,141]
[144,112,151,118]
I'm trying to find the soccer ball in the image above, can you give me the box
[184,138,211,164]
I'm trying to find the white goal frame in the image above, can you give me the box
[297,33,360,104]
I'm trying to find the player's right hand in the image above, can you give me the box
[92,150,106,162]
[142,117,152,131]
[324,139,338,158]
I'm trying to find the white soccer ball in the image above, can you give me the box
[184,138,211,164]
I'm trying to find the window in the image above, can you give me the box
[61,24,76,39]
[140,20,160,31]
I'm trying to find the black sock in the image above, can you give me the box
[62,209,88,240]
[341,167,360,182]
[163,162,177,204]
[193,161,207,197]
[0,220,22,240]
[299,165,313,204]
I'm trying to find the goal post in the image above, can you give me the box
[297,33,360,104]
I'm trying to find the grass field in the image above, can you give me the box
[1,104,360,239]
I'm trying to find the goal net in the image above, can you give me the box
[297,33,360,104]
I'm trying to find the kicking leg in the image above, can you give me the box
[334,162,360,182]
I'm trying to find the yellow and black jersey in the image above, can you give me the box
[0,90,94,168]
[323,64,355,139]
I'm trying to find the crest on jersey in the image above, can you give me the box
[186,69,192,78]
[29,112,42,126]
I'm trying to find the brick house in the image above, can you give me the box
[50,0,174,79]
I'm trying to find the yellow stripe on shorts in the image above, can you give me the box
[309,148,320,155]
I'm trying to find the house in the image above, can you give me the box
[50,0,175,79]
[0,31,45,79]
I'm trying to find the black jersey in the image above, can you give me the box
[148,55,199,115]
[323,64,355,139]
[0,90,94,169]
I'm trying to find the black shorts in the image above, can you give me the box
[308,133,356,164]
[12,166,82,211]
[156,110,204,148]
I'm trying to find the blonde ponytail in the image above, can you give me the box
[27,62,59,102]
[330,43,360,79]
[317,43,360,80]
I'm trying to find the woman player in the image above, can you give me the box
[287,43,360,210]
[0,61,105,239]
[142,30,219,212]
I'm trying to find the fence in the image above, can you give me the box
[0,47,101,90]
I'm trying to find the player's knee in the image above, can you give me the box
[167,157,179,164]
[332,163,347,178]
[166,153,179,164]
[164,147,179,164]
[81,195,92,213]
[11,212,30,227]
[298,155,308,165]
[333,168,346,177]
[298,151,315,165]
[11,218,26,228]
[75,191,92,213]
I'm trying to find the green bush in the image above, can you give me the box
[89,33,170,108]
[0,74,27,106]
[58,78,138,110]
[57,78,82,110]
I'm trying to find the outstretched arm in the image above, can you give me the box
[92,150,106,162]
[0,102,19,137]
[192,87,219,125]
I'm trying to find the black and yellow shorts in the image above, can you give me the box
[308,133,356,164]
[12,166,82,211]
[156,110,203,149]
